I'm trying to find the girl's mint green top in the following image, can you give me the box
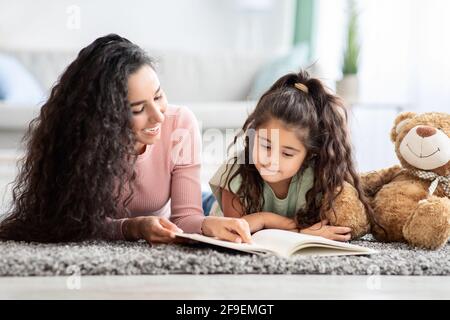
[208,158,314,218]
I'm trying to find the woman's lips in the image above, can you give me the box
[142,125,161,136]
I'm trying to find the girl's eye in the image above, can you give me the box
[283,153,294,158]
[155,95,162,101]
[261,144,271,150]
[132,106,145,114]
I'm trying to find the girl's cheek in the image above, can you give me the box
[252,145,259,166]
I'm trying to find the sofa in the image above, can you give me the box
[0,47,402,215]
[0,48,283,127]
[0,47,311,210]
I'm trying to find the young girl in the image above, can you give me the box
[0,34,252,244]
[209,70,371,241]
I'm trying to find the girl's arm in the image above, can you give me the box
[221,188,297,233]
[299,220,352,242]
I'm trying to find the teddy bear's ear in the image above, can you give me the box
[390,112,417,142]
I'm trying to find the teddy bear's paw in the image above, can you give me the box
[403,196,450,250]
[324,182,370,239]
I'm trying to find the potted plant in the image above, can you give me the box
[336,0,360,106]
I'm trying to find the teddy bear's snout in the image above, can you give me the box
[416,126,436,138]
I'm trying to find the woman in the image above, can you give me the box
[0,34,251,244]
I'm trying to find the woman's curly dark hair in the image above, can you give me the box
[0,34,154,242]
[224,70,373,228]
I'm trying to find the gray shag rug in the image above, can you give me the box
[0,235,449,276]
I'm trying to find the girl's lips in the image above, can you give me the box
[260,167,279,175]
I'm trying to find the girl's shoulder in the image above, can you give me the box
[291,164,314,188]
[209,155,243,193]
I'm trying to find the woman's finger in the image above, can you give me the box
[149,219,177,239]
[229,219,252,243]
[159,217,183,233]
[216,228,243,243]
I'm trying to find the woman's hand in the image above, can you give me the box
[299,219,352,241]
[243,212,298,233]
[123,216,183,244]
[201,216,252,243]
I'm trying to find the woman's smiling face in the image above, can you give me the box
[128,64,168,154]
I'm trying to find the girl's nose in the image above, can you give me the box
[268,157,279,169]
[262,154,279,169]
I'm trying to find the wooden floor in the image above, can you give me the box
[0,275,449,300]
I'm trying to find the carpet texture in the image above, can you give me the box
[0,236,449,276]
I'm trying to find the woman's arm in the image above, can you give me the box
[122,216,183,243]
[99,215,183,243]
[169,106,251,243]
[299,220,352,242]
[168,107,207,234]
[221,188,297,233]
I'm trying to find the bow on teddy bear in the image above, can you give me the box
[361,112,450,250]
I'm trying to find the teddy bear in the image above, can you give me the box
[361,112,450,249]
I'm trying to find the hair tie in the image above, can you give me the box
[294,83,309,94]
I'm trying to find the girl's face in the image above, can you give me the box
[128,65,168,154]
[252,118,308,184]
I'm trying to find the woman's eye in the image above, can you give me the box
[261,144,271,150]
[132,106,145,114]
[283,153,294,158]
[155,95,162,101]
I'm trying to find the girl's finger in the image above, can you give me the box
[310,220,327,230]
[331,226,352,234]
[331,234,351,242]
[279,218,297,230]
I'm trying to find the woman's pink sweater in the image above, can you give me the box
[102,105,205,240]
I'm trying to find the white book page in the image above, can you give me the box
[251,229,315,257]
[176,230,377,258]
[252,229,377,257]
[175,232,275,255]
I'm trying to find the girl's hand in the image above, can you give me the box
[124,216,183,244]
[243,212,298,233]
[299,219,352,241]
[201,216,252,244]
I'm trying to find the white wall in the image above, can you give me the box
[0,0,294,54]
[314,0,450,112]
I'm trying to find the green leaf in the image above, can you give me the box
[342,0,360,75]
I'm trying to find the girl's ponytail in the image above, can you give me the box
[296,74,372,227]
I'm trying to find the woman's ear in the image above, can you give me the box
[390,112,417,142]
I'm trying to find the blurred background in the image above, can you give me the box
[1,0,449,213]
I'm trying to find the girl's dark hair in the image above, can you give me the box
[225,69,372,228]
[0,34,154,242]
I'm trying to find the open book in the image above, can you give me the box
[176,229,377,258]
